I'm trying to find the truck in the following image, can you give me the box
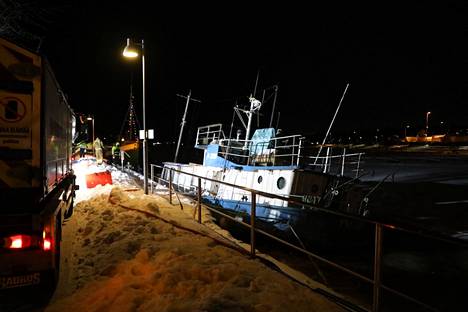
[0,36,76,291]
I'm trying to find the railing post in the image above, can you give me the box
[273,138,277,166]
[356,153,362,178]
[373,223,383,312]
[297,137,303,166]
[150,165,154,194]
[291,136,295,165]
[169,168,173,204]
[341,148,346,176]
[250,192,256,257]
[323,147,330,173]
[197,177,202,223]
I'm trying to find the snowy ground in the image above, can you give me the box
[46,158,346,312]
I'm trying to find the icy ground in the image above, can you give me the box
[46,159,345,312]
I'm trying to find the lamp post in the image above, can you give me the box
[87,116,94,155]
[123,38,148,194]
[404,125,410,138]
[425,111,431,136]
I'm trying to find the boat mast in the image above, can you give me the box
[174,90,201,162]
[244,96,262,146]
[119,77,140,142]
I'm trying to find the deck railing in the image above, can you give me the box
[195,125,363,173]
[195,123,225,146]
[302,147,365,177]
[149,163,467,312]
[215,134,303,166]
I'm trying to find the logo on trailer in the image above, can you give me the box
[0,97,26,123]
[0,273,40,289]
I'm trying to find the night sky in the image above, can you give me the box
[39,2,467,142]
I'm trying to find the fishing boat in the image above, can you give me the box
[160,83,372,243]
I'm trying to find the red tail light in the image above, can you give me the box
[6,235,32,249]
[43,238,52,251]
[42,229,53,251]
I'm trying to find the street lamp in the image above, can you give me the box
[122,38,148,194]
[426,111,431,136]
[87,116,94,155]
[404,125,410,138]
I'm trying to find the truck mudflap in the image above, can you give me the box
[0,246,55,288]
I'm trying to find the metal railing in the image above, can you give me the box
[302,147,365,177]
[215,134,303,166]
[195,123,225,146]
[149,163,466,312]
[195,127,360,173]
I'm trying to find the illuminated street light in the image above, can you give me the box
[122,38,139,58]
[87,116,94,155]
[426,111,431,136]
[122,38,148,194]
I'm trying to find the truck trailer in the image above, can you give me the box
[0,37,76,291]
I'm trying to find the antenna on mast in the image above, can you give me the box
[314,83,350,164]
[275,111,281,130]
[269,85,278,128]
[253,69,260,98]
[258,88,266,127]
[252,70,261,127]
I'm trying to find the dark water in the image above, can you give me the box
[209,208,468,312]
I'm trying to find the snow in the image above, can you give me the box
[47,159,345,312]
[73,158,140,203]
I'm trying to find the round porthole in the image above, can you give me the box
[277,177,286,190]
[257,176,263,184]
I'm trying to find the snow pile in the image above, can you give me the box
[73,158,139,203]
[47,184,344,312]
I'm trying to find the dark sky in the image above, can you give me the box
[40,2,467,141]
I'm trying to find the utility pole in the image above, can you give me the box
[174,90,201,162]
